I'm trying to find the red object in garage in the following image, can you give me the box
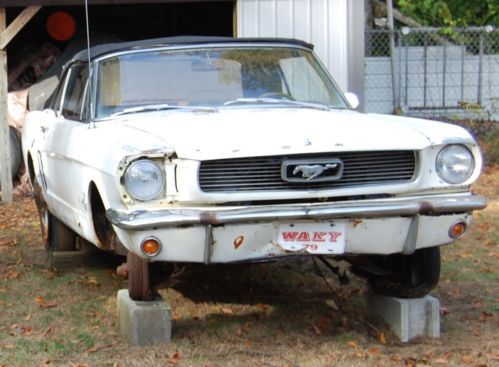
[46,11,77,41]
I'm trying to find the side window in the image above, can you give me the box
[62,64,89,121]
[52,69,70,113]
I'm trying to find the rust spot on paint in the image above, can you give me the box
[200,212,220,225]
[351,219,363,228]
[419,201,434,215]
[233,235,244,249]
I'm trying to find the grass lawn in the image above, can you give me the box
[0,168,497,367]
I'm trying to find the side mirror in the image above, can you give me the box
[344,92,359,109]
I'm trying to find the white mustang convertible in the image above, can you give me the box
[22,37,486,300]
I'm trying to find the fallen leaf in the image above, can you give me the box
[347,340,358,349]
[39,326,54,337]
[256,303,270,312]
[479,311,494,321]
[6,271,20,279]
[461,354,474,365]
[87,310,101,318]
[379,332,386,344]
[168,350,181,365]
[433,357,449,365]
[325,299,339,310]
[404,357,417,367]
[390,355,402,362]
[0,239,16,247]
[42,301,58,309]
[440,306,449,316]
[483,240,495,247]
[34,296,58,309]
[368,347,380,355]
[86,341,118,354]
[221,307,234,315]
[86,277,100,286]
[312,324,321,335]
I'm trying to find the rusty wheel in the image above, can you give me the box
[127,252,151,301]
[368,247,441,298]
[32,174,75,252]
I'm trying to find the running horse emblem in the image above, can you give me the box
[292,163,339,181]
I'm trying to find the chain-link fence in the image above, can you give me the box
[365,27,499,120]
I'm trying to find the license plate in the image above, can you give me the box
[277,222,346,254]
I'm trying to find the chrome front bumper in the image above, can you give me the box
[107,194,487,230]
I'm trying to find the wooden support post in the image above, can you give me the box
[0,8,12,202]
[0,6,41,50]
[0,6,40,203]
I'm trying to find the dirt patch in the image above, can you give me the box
[0,173,498,366]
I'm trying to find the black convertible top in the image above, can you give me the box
[71,36,314,62]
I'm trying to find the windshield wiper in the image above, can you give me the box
[110,103,217,117]
[223,97,331,111]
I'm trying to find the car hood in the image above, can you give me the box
[101,108,475,160]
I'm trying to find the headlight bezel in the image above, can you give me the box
[436,144,475,184]
[123,159,165,201]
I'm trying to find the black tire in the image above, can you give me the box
[128,252,151,301]
[32,174,49,245]
[368,247,441,298]
[0,127,21,188]
[9,128,21,177]
[31,172,75,251]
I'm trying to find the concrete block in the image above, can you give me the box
[117,289,172,346]
[367,294,440,342]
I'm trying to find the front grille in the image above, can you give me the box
[199,151,416,192]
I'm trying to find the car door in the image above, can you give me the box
[40,62,90,231]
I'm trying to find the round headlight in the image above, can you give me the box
[436,144,474,184]
[124,160,165,201]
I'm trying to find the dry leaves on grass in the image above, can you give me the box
[34,295,58,309]
[86,341,118,355]
[10,323,33,336]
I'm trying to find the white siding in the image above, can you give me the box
[236,0,349,91]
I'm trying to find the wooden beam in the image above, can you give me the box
[0,5,41,50]
[0,7,12,202]
[0,6,40,202]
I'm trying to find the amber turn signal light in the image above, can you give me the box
[449,221,467,239]
[141,237,162,256]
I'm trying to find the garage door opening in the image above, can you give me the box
[6,1,235,89]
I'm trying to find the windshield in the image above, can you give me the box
[95,46,349,118]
